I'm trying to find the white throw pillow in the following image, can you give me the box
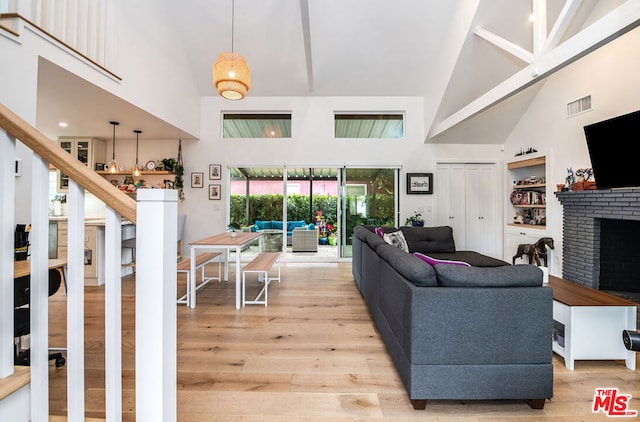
[383,230,409,253]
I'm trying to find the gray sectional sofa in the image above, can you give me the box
[352,225,553,410]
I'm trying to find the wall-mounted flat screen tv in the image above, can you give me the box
[583,109,640,190]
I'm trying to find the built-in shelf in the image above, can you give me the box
[507,223,546,229]
[513,183,546,189]
[96,170,174,176]
[513,204,546,209]
[507,156,545,170]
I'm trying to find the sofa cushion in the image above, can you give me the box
[435,264,543,287]
[400,226,456,253]
[377,243,437,287]
[287,220,306,231]
[255,220,272,230]
[272,220,284,230]
[427,251,509,267]
[383,230,409,253]
[414,252,470,267]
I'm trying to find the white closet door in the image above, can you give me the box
[465,163,497,257]
[436,163,466,250]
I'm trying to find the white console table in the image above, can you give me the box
[550,276,637,370]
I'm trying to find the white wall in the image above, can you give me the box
[177,95,503,249]
[503,26,640,274]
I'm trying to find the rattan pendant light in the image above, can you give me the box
[213,0,250,100]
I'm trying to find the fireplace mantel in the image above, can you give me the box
[556,189,640,289]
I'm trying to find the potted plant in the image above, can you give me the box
[405,211,424,227]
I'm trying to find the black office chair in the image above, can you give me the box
[14,268,66,367]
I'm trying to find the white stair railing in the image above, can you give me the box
[1,117,177,421]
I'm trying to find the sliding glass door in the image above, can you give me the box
[228,166,398,260]
[340,168,398,258]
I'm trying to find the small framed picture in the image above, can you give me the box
[209,164,221,180]
[164,180,174,189]
[191,172,204,188]
[407,173,433,194]
[209,184,221,200]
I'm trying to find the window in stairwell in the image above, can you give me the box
[222,113,292,138]
[334,113,404,139]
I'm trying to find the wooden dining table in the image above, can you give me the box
[189,231,263,309]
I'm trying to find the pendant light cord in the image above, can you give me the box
[231,0,235,54]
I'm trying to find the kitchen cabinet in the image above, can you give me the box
[57,137,106,192]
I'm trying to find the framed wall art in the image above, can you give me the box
[191,172,204,188]
[209,184,221,200]
[406,173,433,194]
[209,164,221,180]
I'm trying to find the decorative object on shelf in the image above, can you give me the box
[407,173,433,194]
[145,160,156,170]
[108,121,119,173]
[571,167,596,190]
[191,172,204,188]
[512,237,554,266]
[405,211,424,227]
[209,184,221,200]
[209,164,221,180]
[212,0,250,100]
[514,147,538,156]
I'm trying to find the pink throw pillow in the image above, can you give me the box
[374,227,385,238]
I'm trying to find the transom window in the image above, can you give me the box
[334,113,404,139]
[222,113,292,138]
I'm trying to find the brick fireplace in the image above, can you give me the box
[556,189,640,292]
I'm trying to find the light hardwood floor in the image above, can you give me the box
[48,262,639,421]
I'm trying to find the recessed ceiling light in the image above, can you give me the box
[58,122,68,128]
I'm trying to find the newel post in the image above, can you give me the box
[135,190,177,422]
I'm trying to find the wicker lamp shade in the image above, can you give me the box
[213,52,251,100]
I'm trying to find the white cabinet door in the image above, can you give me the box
[436,163,466,249]
[465,164,497,257]
[505,229,541,265]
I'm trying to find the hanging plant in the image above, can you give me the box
[162,157,185,201]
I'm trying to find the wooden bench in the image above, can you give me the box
[177,252,222,306]
[242,252,281,307]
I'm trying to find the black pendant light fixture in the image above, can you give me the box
[108,121,120,173]
[132,129,142,177]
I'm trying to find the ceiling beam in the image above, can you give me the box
[532,0,547,54]
[429,0,640,140]
[474,27,534,64]
[543,0,583,53]
[299,0,314,93]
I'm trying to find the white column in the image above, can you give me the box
[30,153,50,422]
[105,206,122,422]
[66,179,85,421]
[0,130,16,377]
[135,189,177,422]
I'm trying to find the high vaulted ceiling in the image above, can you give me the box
[34,0,639,144]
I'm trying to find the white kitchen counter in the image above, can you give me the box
[49,217,136,285]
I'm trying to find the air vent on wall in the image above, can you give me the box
[567,95,592,118]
